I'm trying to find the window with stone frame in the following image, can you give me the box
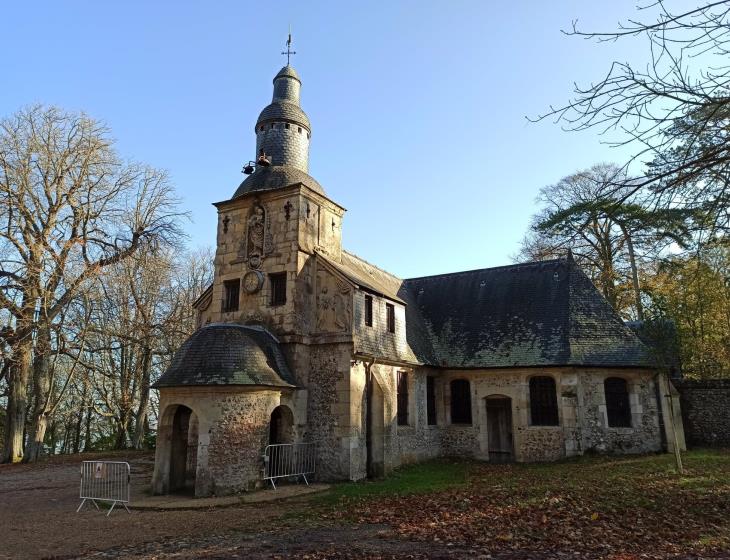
[605,377,632,427]
[426,376,437,425]
[269,272,287,306]
[386,303,395,333]
[364,295,373,327]
[397,371,409,425]
[222,279,240,312]
[450,379,472,424]
[529,376,559,426]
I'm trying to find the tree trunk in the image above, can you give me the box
[48,420,57,455]
[621,225,644,320]
[2,330,33,463]
[84,405,93,452]
[24,324,52,462]
[73,397,84,454]
[115,414,130,449]
[133,347,152,449]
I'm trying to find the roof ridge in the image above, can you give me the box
[342,249,403,282]
[403,257,566,282]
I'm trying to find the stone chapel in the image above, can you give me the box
[151,61,685,497]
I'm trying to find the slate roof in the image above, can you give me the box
[233,165,325,198]
[399,257,655,369]
[317,250,405,304]
[154,324,296,388]
[275,65,300,82]
[257,102,310,130]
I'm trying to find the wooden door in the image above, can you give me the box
[486,397,514,463]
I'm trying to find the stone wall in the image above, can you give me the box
[152,386,302,497]
[385,367,666,464]
[205,185,344,335]
[676,379,730,447]
[306,342,355,481]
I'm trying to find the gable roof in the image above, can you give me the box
[399,257,653,369]
[317,249,405,304]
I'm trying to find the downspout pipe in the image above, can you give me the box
[364,356,376,478]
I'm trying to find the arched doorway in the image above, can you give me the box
[169,405,198,493]
[485,396,514,463]
[269,405,294,445]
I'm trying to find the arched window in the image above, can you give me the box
[529,376,559,426]
[450,379,472,424]
[604,377,631,427]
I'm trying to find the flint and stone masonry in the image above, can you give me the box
[151,63,686,497]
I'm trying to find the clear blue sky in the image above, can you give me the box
[3,1,671,278]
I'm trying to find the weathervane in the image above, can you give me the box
[281,28,296,65]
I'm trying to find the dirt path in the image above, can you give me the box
[0,453,449,560]
[0,452,307,560]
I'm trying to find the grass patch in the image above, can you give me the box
[315,459,469,506]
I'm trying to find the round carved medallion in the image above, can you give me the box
[243,270,264,294]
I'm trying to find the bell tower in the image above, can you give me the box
[254,65,311,172]
[208,40,345,334]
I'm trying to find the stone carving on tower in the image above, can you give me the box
[316,266,352,333]
[239,203,273,269]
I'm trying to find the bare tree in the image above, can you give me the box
[534,1,730,238]
[0,105,185,462]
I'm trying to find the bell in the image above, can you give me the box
[243,164,254,175]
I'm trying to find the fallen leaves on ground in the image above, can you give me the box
[321,452,730,558]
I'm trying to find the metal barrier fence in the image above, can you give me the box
[77,461,131,516]
[263,442,316,489]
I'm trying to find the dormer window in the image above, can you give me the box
[386,303,395,333]
[365,295,373,327]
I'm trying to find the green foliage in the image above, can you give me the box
[646,245,730,378]
[316,459,469,505]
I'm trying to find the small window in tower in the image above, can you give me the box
[307,132,311,139]
[222,279,240,313]
[270,272,287,306]
[386,303,395,333]
[259,125,264,132]
[364,295,373,327]
[285,123,290,129]
[298,127,302,133]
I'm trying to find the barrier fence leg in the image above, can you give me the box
[77,498,100,513]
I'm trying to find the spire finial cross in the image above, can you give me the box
[281,28,296,65]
